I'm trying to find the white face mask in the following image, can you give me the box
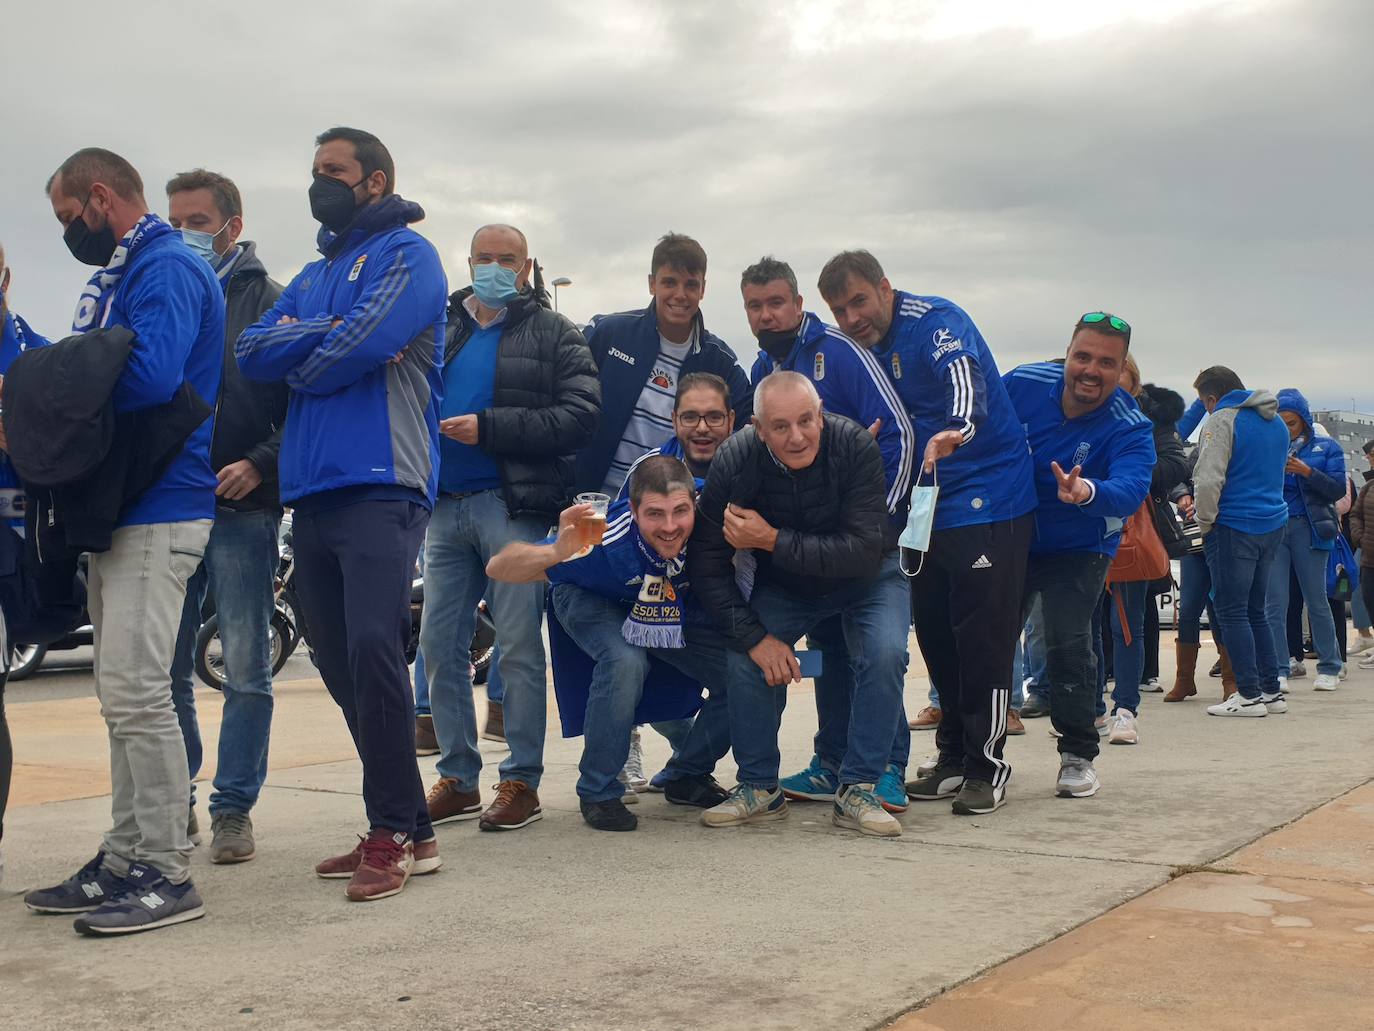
[899,462,939,576]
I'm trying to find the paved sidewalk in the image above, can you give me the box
[3,635,1373,1030]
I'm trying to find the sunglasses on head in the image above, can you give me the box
[1077,311,1131,340]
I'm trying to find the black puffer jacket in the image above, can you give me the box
[446,286,600,522]
[689,415,887,652]
[1138,383,1190,497]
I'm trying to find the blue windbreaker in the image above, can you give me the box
[1276,387,1347,548]
[0,309,49,526]
[749,312,914,516]
[868,292,1035,530]
[1003,362,1155,556]
[236,197,447,506]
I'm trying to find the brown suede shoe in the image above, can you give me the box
[426,777,482,825]
[315,836,366,879]
[1005,709,1026,736]
[345,831,413,902]
[478,780,542,831]
[481,700,506,743]
[415,715,439,756]
[909,706,942,731]
[412,836,442,876]
[1219,645,1237,700]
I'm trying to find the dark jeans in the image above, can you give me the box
[1109,580,1148,715]
[292,498,433,839]
[810,615,909,776]
[912,514,1032,787]
[1363,567,1374,639]
[1143,593,1160,681]
[0,672,9,843]
[1022,551,1111,762]
[1204,523,1282,700]
[1177,550,1218,645]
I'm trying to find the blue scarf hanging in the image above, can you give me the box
[71,213,176,332]
[621,530,686,649]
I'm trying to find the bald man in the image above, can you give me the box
[418,224,599,833]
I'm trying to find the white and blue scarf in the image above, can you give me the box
[622,530,686,649]
[71,213,175,332]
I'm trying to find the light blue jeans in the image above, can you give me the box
[1266,517,1341,678]
[420,491,549,790]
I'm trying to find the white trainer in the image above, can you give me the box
[1207,694,1268,717]
[1107,709,1139,745]
[1261,691,1288,713]
[1350,636,1374,657]
[1313,673,1339,691]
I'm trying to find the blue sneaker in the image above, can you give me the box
[24,852,131,914]
[646,768,673,793]
[73,862,206,937]
[875,763,909,813]
[780,754,840,802]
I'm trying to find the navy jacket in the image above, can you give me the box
[574,302,750,492]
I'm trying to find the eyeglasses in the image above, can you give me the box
[675,411,728,429]
[1077,312,1131,339]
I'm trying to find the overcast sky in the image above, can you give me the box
[3,0,1370,411]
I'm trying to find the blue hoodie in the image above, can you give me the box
[1191,389,1288,537]
[750,312,914,517]
[1003,362,1155,556]
[1276,387,1347,548]
[237,196,447,507]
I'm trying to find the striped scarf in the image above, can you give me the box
[72,213,175,332]
[621,530,686,649]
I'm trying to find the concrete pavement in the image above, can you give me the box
[3,634,1373,1030]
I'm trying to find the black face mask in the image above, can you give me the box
[757,328,798,362]
[309,173,365,232]
[64,196,119,267]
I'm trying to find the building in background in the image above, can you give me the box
[1312,409,1374,472]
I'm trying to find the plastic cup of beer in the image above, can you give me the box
[571,492,610,559]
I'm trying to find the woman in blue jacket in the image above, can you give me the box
[1265,389,1347,690]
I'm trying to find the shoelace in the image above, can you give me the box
[490,781,526,811]
[218,812,251,839]
[844,786,881,811]
[358,834,406,872]
[426,778,455,804]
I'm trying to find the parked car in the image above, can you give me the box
[8,620,93,681]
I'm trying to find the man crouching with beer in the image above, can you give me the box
[487,455,732,831]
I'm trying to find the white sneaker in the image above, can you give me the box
[1277,676,1289,694]
[617,769,640,804]
[1350,636,1374,657]
[1261,691,1288,713]
[832,784,902,837]
[1313,673,1339,692]
[1055,755,1100,798]
[701,784,788,827]
[1289,659,1307,679]
[622,729,647,790]
[1107,709,1139,745]
[1207,694,1268,717]
[1339,664,1348,681]
[1140,678,1163,693]
[1360,654,1374,671]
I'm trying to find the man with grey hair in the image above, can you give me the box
[418,223,600,833]
[689,371,911,837]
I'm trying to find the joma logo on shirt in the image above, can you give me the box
[609,347,636,366]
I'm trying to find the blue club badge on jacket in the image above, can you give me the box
[348,255,367,282]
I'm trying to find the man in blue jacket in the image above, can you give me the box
[24,149,222,936]
[1003,313,1154,800]
[1265,389,1347,693]
[0,246,48,529]
[1189,366,1290,716]
[819,250,1035,816]
[237,128,447,903]
[575,234,751,495]
[741,256,915,814]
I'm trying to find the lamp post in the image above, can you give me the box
[552,276,572,313]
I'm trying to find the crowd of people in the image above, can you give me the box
[0,127,1370,937]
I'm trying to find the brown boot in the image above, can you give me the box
[1163,642,1200,702]
[1219,645,1237,700]
[481,700,506,743]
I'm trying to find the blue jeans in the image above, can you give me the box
[1022,596,1049,705]
[729,554,911,787]
[811,615,910,775]
[550,584,730,803]
[1354,549,1372,630]
[1109,580,1148,714]
[1266,517,1341,678]
[1177,551,1216,646]
[1205,523,1282,699]
[413,648,429,716]
[170,566,207,808]
[170,507,280,815]
[420,491,548,791]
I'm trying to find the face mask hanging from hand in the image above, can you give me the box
[899,461,939,576]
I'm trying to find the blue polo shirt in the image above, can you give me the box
[438,316,503,494]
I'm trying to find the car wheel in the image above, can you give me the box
[7,643,48,681]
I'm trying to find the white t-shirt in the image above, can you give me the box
[602,331,694,494]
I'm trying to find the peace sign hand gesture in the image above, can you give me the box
[1051,461,1092,505]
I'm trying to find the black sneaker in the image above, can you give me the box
[1019,695,1051,718]
[24,852,131,914]
[905,760,965,800]
[580,798,638,832]
[1208,660,1223,678]
[73,862,205,937]
[951,778,1006,816]
[662,773,730,809]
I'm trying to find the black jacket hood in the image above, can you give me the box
[1138,383,1186,429]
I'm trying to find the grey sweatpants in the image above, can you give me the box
[88,520,211,884]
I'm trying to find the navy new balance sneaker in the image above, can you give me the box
[73,862,205,937]
[24,852,131,914]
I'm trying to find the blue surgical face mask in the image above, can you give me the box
[899,465,940,576]
[181,221,231,266]
[471,261,520,307]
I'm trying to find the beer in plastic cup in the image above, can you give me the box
[571,492,610,558]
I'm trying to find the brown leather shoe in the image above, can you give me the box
[481,700,506,743]
[909,706,942,731]
[1005,709,1026,736]
[478,780,542,831]
[1164,641,1200,702]
[426,777,482,825]
[415,715,439,756]
[344,831,413,902]
[413,836,442,876]
[1218,645,1237,700]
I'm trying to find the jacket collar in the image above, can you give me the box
[643,300,704,356]
[317,195,425,260]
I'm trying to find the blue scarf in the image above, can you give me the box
[621,529,686,649]
[71,213,176,332]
